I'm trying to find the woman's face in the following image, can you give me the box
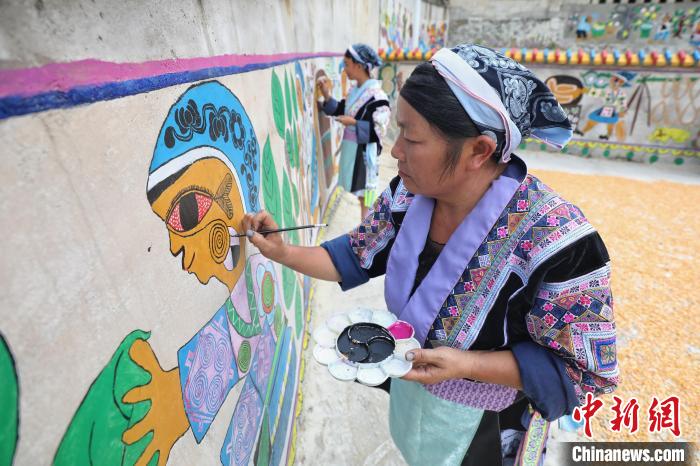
[391,96,462,197]
[151,157,247,292]
[343,56,365,81]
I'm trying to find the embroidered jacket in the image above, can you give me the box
[322,161,619,417]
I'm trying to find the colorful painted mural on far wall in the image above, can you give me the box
[540,68,700,164]
[379,0,415,52]
[567,3,700,48]
[418,1,448,51]
[0,57,343,466]
[379,0,448,53]
[377,60,700,165]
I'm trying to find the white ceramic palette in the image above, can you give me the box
[312,309,421,386]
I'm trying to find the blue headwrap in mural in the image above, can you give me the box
[147,81,260,212]
[348,43,383,71]
[430,44,573,163]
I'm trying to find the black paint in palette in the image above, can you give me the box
[337,323,395,364]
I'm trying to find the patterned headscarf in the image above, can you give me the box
[347,43,383,71]
[430,44,572,163]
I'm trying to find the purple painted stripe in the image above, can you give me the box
[0,52,340,98]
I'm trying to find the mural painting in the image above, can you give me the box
[567,3,700,48]
[540,67,700,164]
[418,1,448,50]
[379,0,415,52]
[38,59,342,466]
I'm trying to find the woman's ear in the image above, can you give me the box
[462,135,497,170]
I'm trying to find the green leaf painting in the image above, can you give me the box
[262,137,283,227]
[271,70,286,139]
[292,124,299,169]
[282,267,296,309]
[285,128,295,169]
[282,171,298,244]
[0,335,17,466]
[284,70,293,126]
[292,182,299,218]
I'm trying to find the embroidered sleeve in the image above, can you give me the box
[322,177,411,289]
[348,184,397,270]
[527,259,619,405]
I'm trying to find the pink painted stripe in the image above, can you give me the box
[0,52,341,98]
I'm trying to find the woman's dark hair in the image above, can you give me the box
[344,50,370,75]
[400,63,482,177]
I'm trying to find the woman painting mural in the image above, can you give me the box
[318,43,391,221]
[245,45,618,465]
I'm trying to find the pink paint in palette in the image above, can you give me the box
[387,320,414,340]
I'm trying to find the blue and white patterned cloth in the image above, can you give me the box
[348,43,383,71]
[430,44,573,163]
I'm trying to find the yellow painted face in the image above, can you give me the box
[151,157,246,291]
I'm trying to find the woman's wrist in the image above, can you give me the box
[459,350,478,380]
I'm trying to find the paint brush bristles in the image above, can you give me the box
[233,223,328,238]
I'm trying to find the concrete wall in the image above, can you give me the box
[0,0,379,67]
[0,1,377,465]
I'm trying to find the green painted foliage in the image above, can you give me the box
[271,71,286,138]
[282,267,296,309]
[284,71,293,126]
[261,137,283,227]
[285,128,295,169]
[292,124,299,169]
[0,335,18,466]
[282,171,299,244]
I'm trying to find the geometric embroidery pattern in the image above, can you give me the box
[529,263,618,403]
[422,174,617,404]
[349,185,403,269]
[351,173,618,406]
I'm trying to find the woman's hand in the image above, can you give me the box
[401,346,476,385]
[316,76,331,99]
[242,210,290,264]
[335,115,357,126]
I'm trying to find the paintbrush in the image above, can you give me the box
[233,223,328,238]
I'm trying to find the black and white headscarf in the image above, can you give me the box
[430,44,573,163]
